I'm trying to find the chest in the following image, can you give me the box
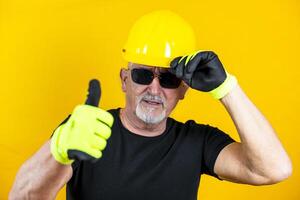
[68,127,203,200]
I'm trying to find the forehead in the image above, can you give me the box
[128,62,170,72]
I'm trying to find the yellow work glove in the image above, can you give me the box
[51,80,114,165]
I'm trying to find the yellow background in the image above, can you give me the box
[0,0,299,199]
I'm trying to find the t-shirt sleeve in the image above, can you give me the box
[200,125,235,179]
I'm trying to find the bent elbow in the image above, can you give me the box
[264,162,293,185]
[250,160,293,186]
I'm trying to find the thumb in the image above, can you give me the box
[85,79,101,107]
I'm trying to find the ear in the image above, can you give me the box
[178,82,189,100]
[120,68,128,92]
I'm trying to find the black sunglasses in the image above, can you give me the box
[130,68,182,89]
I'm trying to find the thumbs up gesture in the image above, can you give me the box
[50,80,114,165]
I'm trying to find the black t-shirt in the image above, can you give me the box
[66,108,235,200]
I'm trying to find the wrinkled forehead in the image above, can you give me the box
[128,62,170,73]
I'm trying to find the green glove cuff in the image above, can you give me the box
[51,125,74,165]
[209,73,238,99]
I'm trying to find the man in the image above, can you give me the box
[10,10,292,200]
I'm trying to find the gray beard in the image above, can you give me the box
[135,93,166,124]
[136,103,166,124]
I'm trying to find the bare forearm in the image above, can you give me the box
[9,140,72,200]
[220,84,292,181]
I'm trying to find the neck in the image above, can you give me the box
[119,108,167,137]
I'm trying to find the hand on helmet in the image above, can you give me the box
[170,51,237,99]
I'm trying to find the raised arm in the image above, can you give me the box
[170,51,292,185]
[214,84,292,185]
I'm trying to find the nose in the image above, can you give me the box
[148,75,162,95]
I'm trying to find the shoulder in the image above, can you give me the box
[171,117,219,132]
[169,117,222,138]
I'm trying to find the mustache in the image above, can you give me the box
[137,92,165,105]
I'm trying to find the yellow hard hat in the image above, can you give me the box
[122,10,197,68]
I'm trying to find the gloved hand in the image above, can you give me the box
[170,51,237,99]
[50,79,114,165]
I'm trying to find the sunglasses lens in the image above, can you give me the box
[131,68,154,85]
[131,68,181,89]
[159,72,182,89]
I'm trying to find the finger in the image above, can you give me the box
[85,79,101,107]
[170,56,186,79]
[183,52,210,85]
[177,56,187,79]
[169,56,181,74]
[94,108,114,127]
[93,121,112,139]
[170,56,181,67]
[197,51,218,65]
[91,136,107,150]
[185,52,203,73]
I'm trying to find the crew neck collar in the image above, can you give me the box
[114,108,173,139]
